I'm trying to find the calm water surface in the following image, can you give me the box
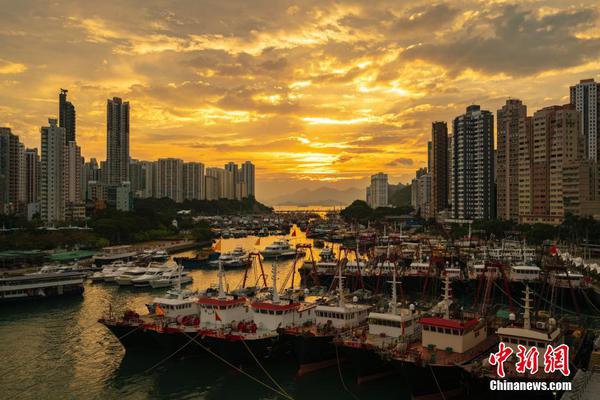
[0,235,410,400]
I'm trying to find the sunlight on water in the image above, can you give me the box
[0,235,408,400]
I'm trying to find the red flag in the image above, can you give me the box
[291,230,297,237]
[549,244,558,256]
[215,312,221,322]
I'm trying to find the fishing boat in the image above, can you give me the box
[285,261,371,375]
[384,275,498,400]
[173,249,220,269]
[337,263,422,384]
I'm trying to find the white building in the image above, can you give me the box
[183,162,205,200]
[157,158,183,202]
[451,105,495,220]
[367,172,388,208]
[570,79,600,161]
[40,119,65,223]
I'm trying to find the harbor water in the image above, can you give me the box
[0,235,411,400]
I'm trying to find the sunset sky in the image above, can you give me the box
[1,0,600,201]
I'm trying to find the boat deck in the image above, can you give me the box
[387,334,499,366]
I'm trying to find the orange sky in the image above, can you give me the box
[1,0,600,201]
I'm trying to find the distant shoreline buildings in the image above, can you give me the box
[372,78,600,226]
[0,90,256,225]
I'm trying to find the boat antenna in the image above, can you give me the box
[523,285,531,330]
[177,264,182,299]
[391,261,398,314]
[272,259,280,304]
[338,256,344,307]
[218,257,225,299]
[442,273,451,319]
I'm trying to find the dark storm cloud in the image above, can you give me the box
[402,5,600,76]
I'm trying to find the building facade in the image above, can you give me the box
[40,119,65,223]
[59,89,76,144]
[451,105,495,220]
[431,121,448,216]
[157,158,183,202]
[183,162,205,200]
[497,99,527,221]
[367,172,389,208]
[570,79,600,161]
[106,97,130,186]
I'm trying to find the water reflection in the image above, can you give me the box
[0,234,407,400]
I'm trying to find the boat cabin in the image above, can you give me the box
[548,271,585,288]
[497,320,562,366]
[368,308,417,337]
[420,317,487,354]
[407,260,432,277]
[443,267,462,280]
[510,265,541,282]
[316,303,371,329]
[196,296,250,327]
[251,300,316,331]
[151,297,199,319]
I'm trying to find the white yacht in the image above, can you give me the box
[131,263,174,287]
[260,239,302,259]
[115,266,148,286]
[209,246,250,269]
[149,268,193,289]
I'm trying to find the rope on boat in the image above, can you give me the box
[240,338,292,399]
[492,281,600,320]
[335,344,360,400]
[13,324,145,399]
[181,332,295,400]
[429,364,446,400]
[143,332,201,374]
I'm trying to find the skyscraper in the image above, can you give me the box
[431,121,448,216]
[157,158,183,202]
[224,162,239,199]
[40,119,65,223]
[24,148,39,204]
[451,105,495,220]
[0,127,25,214]
[183,162,205,200]
[496,99,527,221]
[241,161,255,198]
[570,79,600,161]
[518,104,587,224]
[367,172,388,208]
[66,141,83,204]
[205,167,224,200]
[59,89,76,144]
[106,97,130,185]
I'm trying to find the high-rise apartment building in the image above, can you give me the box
[570,79,600,161]
[0,127,25,214]
[183,162,205,200]
[518,104,594,224]
[40,119,65,223]
[24,148,39,204]
[224,162,239,199]
[241,161,255,198]
[205,167,224,200]
[366,172,388,208]
[106,97,130,185]
[66,141,83,205]
[156,158,183,202]
[431,122,448,216]
[451,105,495,220]
[59,89,76,144]
[497,99,527,221]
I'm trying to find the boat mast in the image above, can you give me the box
[523,285,531,330]
[442,273,451,319]
[338,256,344,307]
[177,264,182,300]
[218,258,225,299]
[272,260,279,304]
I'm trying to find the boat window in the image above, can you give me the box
[444,328,451,334]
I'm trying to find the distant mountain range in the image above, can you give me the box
[265,186,365,206]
